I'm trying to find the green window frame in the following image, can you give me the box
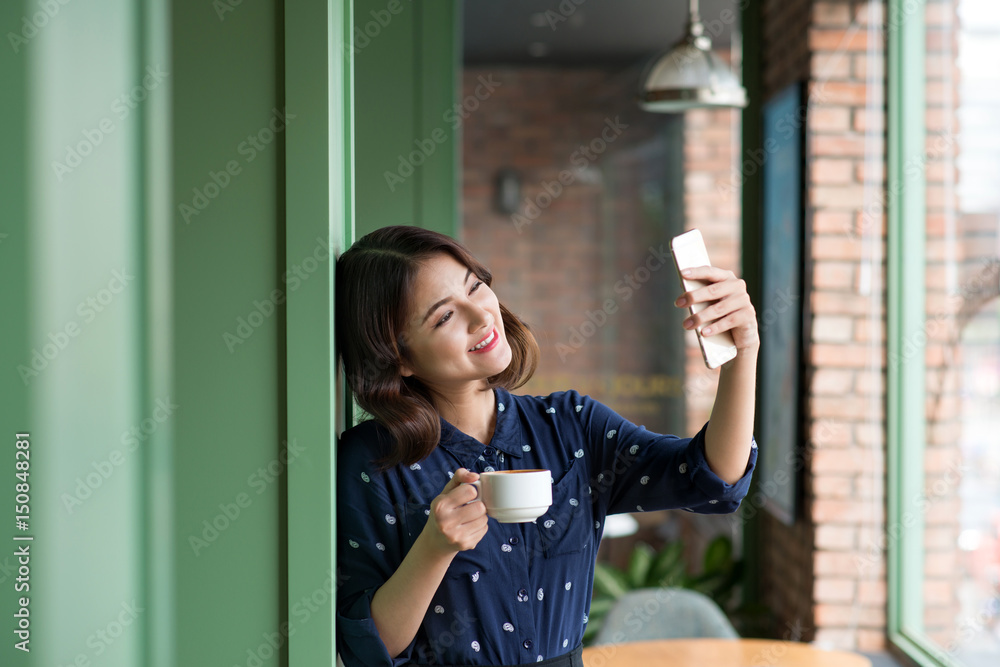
[886,1,945,665]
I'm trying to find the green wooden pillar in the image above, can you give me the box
[286,0,354,665]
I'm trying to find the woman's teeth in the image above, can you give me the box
[470,330,495,351]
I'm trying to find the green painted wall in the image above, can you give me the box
[0,0,351,665]
[354,0,460,239]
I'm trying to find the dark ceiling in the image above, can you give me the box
[462,0,740,67]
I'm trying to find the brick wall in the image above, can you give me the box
[758,0,897,651]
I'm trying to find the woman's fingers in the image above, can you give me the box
[683,292,752,331]
[674,267,759,350]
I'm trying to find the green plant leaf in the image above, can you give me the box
[592,562,630,600]
[702,535,733,575]
[647,541,684,586]
[626,541,655,589]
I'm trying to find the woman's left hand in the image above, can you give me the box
[674,266,759,353]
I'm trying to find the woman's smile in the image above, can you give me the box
[469,328,499,353]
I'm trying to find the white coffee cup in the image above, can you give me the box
[469,469,552,523]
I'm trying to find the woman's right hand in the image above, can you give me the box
[421,468,489,556]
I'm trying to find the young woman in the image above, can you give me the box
[335,226,759,667]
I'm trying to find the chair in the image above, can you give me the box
[592,588,738,645]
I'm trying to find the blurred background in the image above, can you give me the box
[2,0,999,666]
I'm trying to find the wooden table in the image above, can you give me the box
[582,638,872,667]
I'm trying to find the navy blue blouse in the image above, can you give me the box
[336,387,757,666]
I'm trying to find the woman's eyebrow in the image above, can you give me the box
[421,268,473,324]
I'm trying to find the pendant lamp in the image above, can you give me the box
[638,0,748,112]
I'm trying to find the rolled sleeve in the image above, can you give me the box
[681,425,757,514]
[569,391,756,516]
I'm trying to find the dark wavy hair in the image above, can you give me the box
[335,225,540,468]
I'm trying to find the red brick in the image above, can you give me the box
[858,579,886,605]
[813,261,855,289]
[853,160,885,183]
[811,418,851,448]
[812,234,866,261]
[811,291,880,317]
[854,422,884,448]
[816,525,856,550]
[811,106,852,132]
[925,551,957,576]
[813,475,854,499]
[854,2,883,26]
[812,315,854,343]
[812,499,870,523]
[809,27,876,52]
[816,549,883,577]
[811,134,870,158]
[815,578,857,603]
[854,370,884,395]
[811,81,870,106]
[853,108,885,133]
[811,343,882,367]
[812,447,879,473]
[812,210,854,234]
[811,367,853,392]
[852,54,884,80]
[812,52,852,80]
[813,604,856,627]
[924,580,954,606]
[810,159,853,184]
[813,2,852,26]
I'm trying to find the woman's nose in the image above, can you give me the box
[468,305,492,333]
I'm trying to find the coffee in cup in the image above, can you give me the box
[469,469,552,523]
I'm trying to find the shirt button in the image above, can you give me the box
[485,447,495,457]
[508,536,519,545]
[523,639,533,649]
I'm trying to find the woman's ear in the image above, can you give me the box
[399,364,414,378]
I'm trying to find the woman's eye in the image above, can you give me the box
[435,311,452,328]
[470,280,483,293]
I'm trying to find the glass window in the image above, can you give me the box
[892,1,1000,664]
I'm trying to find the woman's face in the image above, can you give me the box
[399,253,512,391]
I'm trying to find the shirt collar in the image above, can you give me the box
[438,387,522,469]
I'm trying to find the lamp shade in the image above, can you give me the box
[637,2,747,113]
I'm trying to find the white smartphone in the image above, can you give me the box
[670,229,739,369]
